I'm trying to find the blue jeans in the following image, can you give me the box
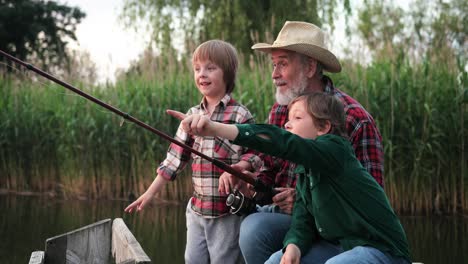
[324,246,410,264]
[266,245,408,264]
[239,205,342,263]
[239,206,409,264]
[239,205,290,263]
[266,240,344,264]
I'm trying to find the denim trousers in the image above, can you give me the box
[239,205,408,264]
[238,205,292,263]
[266,246,409,264]
[266,240,343,264]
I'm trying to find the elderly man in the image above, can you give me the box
[238,21,385,263]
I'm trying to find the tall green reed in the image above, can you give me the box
[0,51,466,214]
[333,52,466,214]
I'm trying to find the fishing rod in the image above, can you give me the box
[0,49,274,194]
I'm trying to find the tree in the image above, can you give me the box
[356,0,466,62]
[120,0,351,57]
[0,0,86,71]
[356,0,405,52]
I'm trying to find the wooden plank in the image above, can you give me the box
[112,218,151,264]
[28,251,44,264]
[45,218,112,264]
[44,232,67,263]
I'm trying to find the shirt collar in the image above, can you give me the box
[200,93,231,111]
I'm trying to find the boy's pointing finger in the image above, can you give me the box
[166,109,186,120]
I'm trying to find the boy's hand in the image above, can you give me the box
[124,191,153,213]
[219,163,253,196]
[166,109,217,137]
[219,161,254,195]
[219,171,241,195]
[166,109,187,120]
[281,244,301,264]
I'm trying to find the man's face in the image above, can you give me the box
[271,49,308,105]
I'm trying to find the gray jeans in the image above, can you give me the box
[185,199,245,264]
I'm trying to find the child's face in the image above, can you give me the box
[285,99,325,139]
[193,59,226,100]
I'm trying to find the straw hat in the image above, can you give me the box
[252,21,341,73]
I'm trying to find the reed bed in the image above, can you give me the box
[0,52,466,214]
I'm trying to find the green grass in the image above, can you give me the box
[0,52,466,214]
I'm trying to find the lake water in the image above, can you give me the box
[1,195,467,263]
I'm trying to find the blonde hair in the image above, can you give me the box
[192,40,238,94]
[289,92,347,137]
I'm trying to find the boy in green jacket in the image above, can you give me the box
[168,92,410,264]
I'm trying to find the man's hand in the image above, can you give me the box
[272,187,296,214]
[281,244,301,264]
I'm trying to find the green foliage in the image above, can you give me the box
[332,53,466,214]
[357,0,405,51]
[0,0,466,215]
[0,49,466,214]
[357,0,467,61]
[119,0,350,56]
[0,0,86,70]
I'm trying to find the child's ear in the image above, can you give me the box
[317,120,332,136]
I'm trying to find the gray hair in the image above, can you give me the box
[297,53,323,79]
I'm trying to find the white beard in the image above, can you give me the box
[275,88,296,105]
[274,71,308,105]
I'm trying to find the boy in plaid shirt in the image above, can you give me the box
[125,40,261,263]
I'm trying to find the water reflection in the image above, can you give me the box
[1,195,467,264]
[401,215,468,263]
[0,195,186,263]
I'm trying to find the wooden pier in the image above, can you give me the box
[28,218,151,264]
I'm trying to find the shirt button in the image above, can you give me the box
[245,132,250,136]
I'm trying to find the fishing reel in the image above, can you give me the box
[226,189,257,216]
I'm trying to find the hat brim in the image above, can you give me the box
[252,43,341,73]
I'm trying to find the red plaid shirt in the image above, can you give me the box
[258,76,384,192]
[157,94,262,218]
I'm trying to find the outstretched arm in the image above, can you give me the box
[124,175,169,213]
[168,109,339,170]
[167,109,239,140]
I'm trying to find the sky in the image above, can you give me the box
[59,0,358,84]
[60,0,412,84]
[60,0,150,83]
